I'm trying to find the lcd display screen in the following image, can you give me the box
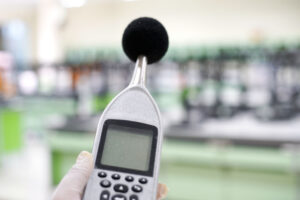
[96,120,157,175]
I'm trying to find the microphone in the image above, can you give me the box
[122,17,169,65]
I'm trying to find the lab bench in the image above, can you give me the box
[20,97,299,200]
[47,127,299,200]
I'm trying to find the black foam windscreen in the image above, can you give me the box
[122,17,169,64]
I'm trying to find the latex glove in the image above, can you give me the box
[52,151,168,200]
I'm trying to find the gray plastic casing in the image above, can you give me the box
[82,84,163,200]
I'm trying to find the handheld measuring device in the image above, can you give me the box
[82,17,169,200]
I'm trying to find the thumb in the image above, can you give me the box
[52,151,94,200]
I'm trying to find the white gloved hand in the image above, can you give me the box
[52,151,168,200]
[52,151,93,200]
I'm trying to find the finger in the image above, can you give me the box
[157,183,168,200]
[52,151,94,200]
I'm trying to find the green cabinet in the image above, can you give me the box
[0,108,22,153]
[160,141,297,200]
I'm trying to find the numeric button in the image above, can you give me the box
[100,190,110,200]
[100,180,111,188]
[112,194,127,200]
[139,178,148,184]
[112,174,121,180]
[125,176,134,182]
[114,184,128,193]
[132,185,143,193]
[130,195,139,200]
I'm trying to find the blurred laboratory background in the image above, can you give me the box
[0,0,300,199]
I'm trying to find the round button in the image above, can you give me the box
[100,180,111,188]
[98,171,107,178]
[100,190,110,200]
[139,178,148,184]
[112,174,121,180]
[125,176,134,182]
[114,184,129,193]
[132,185,143,193]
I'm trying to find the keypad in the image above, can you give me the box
[125,176,134,182]
[100,180,111,188]
[112,194,127,200]
[112,174,121,180]
[98,171,107,178]
[138,178,147,184]
[129,195,139,200]
[100,190,110,200]
[98,171,146,199]
[132,185,143,193]
[114,184,128,193]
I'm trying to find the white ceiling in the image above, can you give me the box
[0,0,130,6]
[0,0,38,5]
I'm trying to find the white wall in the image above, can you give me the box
[36,0,65,63]
[0,4,37,62]
[0,0,300,62]
[61,0,300,48]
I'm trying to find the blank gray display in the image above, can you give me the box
[100,124,153,171]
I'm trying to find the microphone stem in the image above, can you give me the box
[129,55,148,87]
